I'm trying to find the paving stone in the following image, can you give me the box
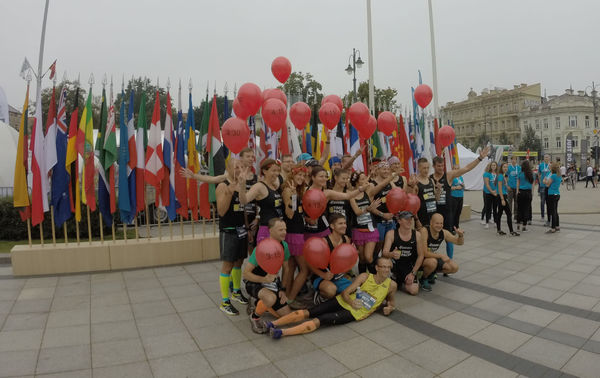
[90,282,125,296]
[402,339,469,374]
[16,287,55,301]
[0,349,38,377]
[433,312,491,337]
[365,322,429,353]
[204,341,269,376]
[547,313,600,339]
[324,336,392,370]
[252,333,316,361]
[24,276,58,289]
[401,301,456,323]
[0,328,43,352]
[431,286,489,305]
[136,313,187,338]
[50,295,90,312]
[158,274,196,287]
[57,275,91,287]
[91,338,146,368]
[274,349,348,378]
[512,336,578,370]
[507,305,560,327]
[562,349,600,378]
[10,298,51,314]
[180,307,230,329]
[54,284,91,298]
[470,324,532,353]
[93,361,153,378]
[91,303,133,324]
[46,309,90,328]
[42,324,90,348]
[1,312,48,331]
[36,344,91,375]
[520,286,564,302]
[184,263,217,274]
[0,290,19,302]
[440,355,518,378]
[127,287,168,304]
[163,283,204,299]
[131,299,175,319]
[141,331,198,359]
[36,368,92,378]
[123,269,157,281]
[190,322,247,350]
[170,294,215,313]
[91,320,139,343]
[150,351,216,378]
[124,277,162,291]
[569,282,600,298]
[154,266,187,277]
[355,354,434,378]
[0,300,13,315]
[90,292,129,308]
[554,292,599,310]
[303,324,360,348]
[346,313,396,334]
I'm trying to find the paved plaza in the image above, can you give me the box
[1,192,600,377]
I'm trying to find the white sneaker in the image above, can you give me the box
[484,224,489,229]
[480,220,486,225]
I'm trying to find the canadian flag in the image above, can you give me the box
[144,91,165,205]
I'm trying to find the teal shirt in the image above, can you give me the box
[497,174,508,195]
[451,177,464,198]
[507,164,520,189]
[483,172,497,194]
[248,240,291,267]
[518,171,532,190]
[547,173,562,195]
[538,163,551,188]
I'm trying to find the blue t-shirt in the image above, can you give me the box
[518,171,532,190]
[507,164,520,189]
[538,163,551,188]
[483,172,497,194]
[451,176,464,198]
[547,173,562,195]
[497,174,508,195]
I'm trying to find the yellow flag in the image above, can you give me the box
[13,84,30,208]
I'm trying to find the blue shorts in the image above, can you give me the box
[313,277,352,293]
[376,220,396,242]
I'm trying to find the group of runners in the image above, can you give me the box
[189,136,491,339]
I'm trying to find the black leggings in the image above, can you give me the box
[547,194,560,229]
[308,298,355,326]
[483,193,497,223]
[451,196,463,228]
[517,189,532,226]
[495,199,514,233]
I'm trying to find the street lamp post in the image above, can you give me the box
[345,48,364,103]
[585,82,599,165]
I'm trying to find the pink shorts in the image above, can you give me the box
[285,233,305,256]
[256,225,270,244]
[304,228,330,241]
[352,228,380,246]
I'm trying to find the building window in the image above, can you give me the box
[501,120,505,130]
[543,137,549,149]
[573,136,579,148]
[535,119,540,130]
[556,137,561,148]
[596,116,599,128]
[543,119,548,129]
[585,115,591,128]
[522,120,529,129]
[555,117,560,129]
[569,115,577,128]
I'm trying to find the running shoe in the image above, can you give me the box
[522,226,527,232]
[545,229,557,234]
[420,279,432,292]
[270,327,283,339]
[313,292,326,305]
[250,316,267,334]
[480,219,486,225]
[484,224,489,229]
[510,231,520,236]
[263,320,275,331]
[220,300,239,316]
[231,290,249,305]
[430,274,437,284]
[246,297,256,316]
[497,230,506,235]
[287,299,307,310]
[544,221,550,227]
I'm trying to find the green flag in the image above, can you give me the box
[198,92,209,166]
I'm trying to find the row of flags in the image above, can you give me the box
[13,81,227,229]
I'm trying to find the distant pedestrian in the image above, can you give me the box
[495,162,519,236]
[516,160,534,232]
[543,162,562,233]
[586,163,596,188]
[507,155,520,221]
[482,162,498,228]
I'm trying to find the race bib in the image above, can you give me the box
[291,194,297,211]
[359,291,376,310]
[426,200,437,213]
[356,211,372,226]
[236,226,247,239]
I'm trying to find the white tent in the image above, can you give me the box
[457,143,489,190]
[0,121,19,188]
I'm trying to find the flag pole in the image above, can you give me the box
[427,0,440,117]
[123,222,127,244]
[180,215,184,239]
[145,202,151,242]
[39,222,44,247]
[366,0,375,167]
[76,219,80,245]
[63,224,68,245]
[86,207,92,244]
[50,206,56,246]
[27,219,32,247]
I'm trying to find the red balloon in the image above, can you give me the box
[414,84,433,109]
[329,243,358,274]
[262,88,287,106]
[386,187,408,214]
[321,95,343,112]
[303,237,330,270]
[438,125,456,148]
[359,115,376,140]
[405,193,421,215]
[233,98,251,120]
[319,102,341,130]
[302,189,327,219]
[255,238,285,274]
[290,102,311,130]
[262,98,287,132]
[348,102,370,129]
[238,83,262,116]
[377,111,397,136]
[222,117,250,154]
[271,56,292,84]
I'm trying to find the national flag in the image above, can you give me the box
[44,86,57,179]
[398,114,413,175]
[222,93,231,159]
[343,111,351,155]
[433,118,442,157]
[285,110,302,161]
[66,90,80,220]
[162,92,177,221]
[310,104,318,156]
[174,107,188,219]
[303,122,310,154]
[51,86,71,227]
[370,130,383,159]
[13,83,30,220]
[80,90,95,211]
[145,90,165,204]
[31,88,49,226]
[198,91,209,164]
[318,125,330,171]
[135,93,148,213]
[19,58,32,80]
[187,93,200,220]
[126,90,137,221]
[264,121,278,160]
[118,93,132,224]
[206,94,225,202]
[98,87,118,225]
[248,116,259,173]
[97,88,112,225]
[331,118,345,160]
[349,123,364,172]
[279,117,290,156]
[257,119,268,168]
[48,60,57,80]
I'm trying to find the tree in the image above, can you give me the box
[342,81,398,110]
[39,80,86,127]
[277,71,324,106]
[498,131,511,145]
[473,132,490,151]
[519,125,542,155]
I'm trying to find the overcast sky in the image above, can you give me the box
[2,0,600,113]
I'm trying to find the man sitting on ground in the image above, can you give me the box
[264,257,397,339]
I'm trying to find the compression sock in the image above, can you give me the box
[219,273,231,302]
[231,267,242,292]
[254,300,268,316]
[446,242,454,259]
[281,320,318,336]
[272,310,307,327]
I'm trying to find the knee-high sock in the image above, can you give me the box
[219,273,231,302]
[231,267,242,291]
[446,242,454,259]
[272,310,307,327]
[281,320,318,336]
[255,300,268,316]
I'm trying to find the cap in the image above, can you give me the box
[397,211,413,219]
[388,156,400,164]
[329,156,341,165]
[297,153,312,162]
[305,158,320,167]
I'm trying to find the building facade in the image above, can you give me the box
[440,83,542,149]
[519,89,598,167]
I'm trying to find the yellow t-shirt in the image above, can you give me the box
[336,274,391,321]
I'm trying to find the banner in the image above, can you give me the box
[565,132,573,166]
